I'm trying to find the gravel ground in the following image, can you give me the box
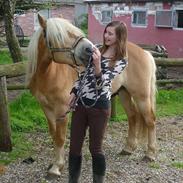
[0,116,183,183]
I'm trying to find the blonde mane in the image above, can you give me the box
[26,17,84,84]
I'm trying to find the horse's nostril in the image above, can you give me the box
[85,47,93,55]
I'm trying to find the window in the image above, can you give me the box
[132,10,147,26]
[155,10,172,27]
[173,9,183,28]
[101,10,112,23]
[155,9,183,29]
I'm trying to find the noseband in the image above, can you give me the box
[43,28,84,66]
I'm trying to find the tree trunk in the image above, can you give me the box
[3,0,23,63]
[0,76,12,152]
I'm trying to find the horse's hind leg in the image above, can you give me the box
[118,88,138,155]
[136,98,156,161]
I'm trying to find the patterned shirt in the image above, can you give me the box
[71,56,127,108]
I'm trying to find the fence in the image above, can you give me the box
[0,58,183,152]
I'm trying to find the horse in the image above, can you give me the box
[27,14,157,177]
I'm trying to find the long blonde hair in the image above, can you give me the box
[100,21,128,66]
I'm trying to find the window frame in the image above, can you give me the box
[155,8,183,30]
[172,8,183,30]
[131,8,147,28]
[101,9,113,24]
[155,10,173,28]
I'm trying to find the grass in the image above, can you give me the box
[171,162,183,169]
[0,133,33,165]
[0,50,13,64]
[156,89,183,117]
[149,162,160,169]
[112,88,183,122]
[0,92,47,165]
[0,49,28,64]
[9,92,47,132]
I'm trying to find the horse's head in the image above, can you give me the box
[37,14,94,67]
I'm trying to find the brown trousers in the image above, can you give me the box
[69,105,111,156]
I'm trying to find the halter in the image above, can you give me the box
[43,28,85,66]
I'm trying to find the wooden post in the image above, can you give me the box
[111,96,116,118]
[0,76,12,152]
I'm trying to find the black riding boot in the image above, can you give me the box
[68,154,82,183]
[92,154,106,183]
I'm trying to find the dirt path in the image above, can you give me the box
[0,116,183,183]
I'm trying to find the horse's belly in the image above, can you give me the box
[111,73,126,94]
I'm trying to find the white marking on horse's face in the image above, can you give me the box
[74,38,94,66]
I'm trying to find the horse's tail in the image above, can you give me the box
[149,51,157,117]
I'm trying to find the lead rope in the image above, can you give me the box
[56,56,98,122]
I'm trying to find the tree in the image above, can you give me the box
[0,0,53,63]
[1,0,23,63]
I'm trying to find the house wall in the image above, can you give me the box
[87,2,183,58]
[15,5,75,37]
[15,12,34,37]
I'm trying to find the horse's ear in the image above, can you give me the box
[38,13,47,29]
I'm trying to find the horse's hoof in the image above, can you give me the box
[59,165,64,171]
[47,163,64,171]
[47,164,53,171]
[142,155,155,162]
[45,173,60,181]
[119,149,132,156]
[47,163,63,177]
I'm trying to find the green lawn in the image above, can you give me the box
[112,88,183,121]
[0,50,13,64]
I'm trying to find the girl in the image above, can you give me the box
[68,21,128,183]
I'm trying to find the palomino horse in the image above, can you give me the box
[27,14,157,176]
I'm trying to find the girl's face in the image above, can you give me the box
[104,26,117,46]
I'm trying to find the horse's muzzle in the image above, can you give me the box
[85,47,94,56]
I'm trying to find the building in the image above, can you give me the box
[84,0,183,58]
[15,0,87,37]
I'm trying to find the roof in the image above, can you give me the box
[84,0,174,3]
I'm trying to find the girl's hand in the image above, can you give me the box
[68,93,76,107]
[92,46,101,76]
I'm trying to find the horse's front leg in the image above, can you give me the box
[48,116,68,176]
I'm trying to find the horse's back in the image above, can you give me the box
[127,42,154,67]
[112,42,156,95]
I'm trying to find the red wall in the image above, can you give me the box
[88,7,183,58]
[16,6,75,37]
[16,12,34,37]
